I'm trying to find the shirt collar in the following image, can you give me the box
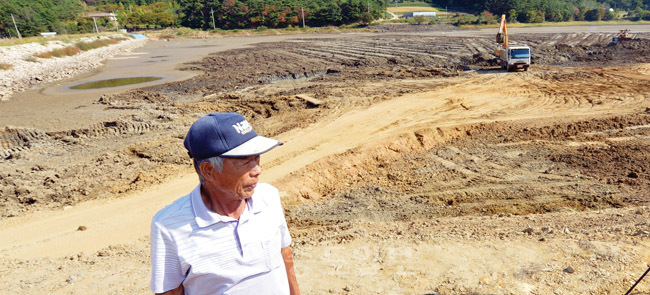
[190,184,268,228]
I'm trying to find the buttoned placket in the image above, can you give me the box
[234,201,253,258]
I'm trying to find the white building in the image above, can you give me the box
[402,11,437,18]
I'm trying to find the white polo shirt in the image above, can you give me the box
[150,183,292,295]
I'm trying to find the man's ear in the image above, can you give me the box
[199,161,214,180]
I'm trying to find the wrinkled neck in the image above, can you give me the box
[200,184,246,220]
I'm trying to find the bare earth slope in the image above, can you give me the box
[1,26,650,294]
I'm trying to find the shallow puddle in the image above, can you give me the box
[70,77,162,90]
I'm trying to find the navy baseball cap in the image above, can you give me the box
[184,112,282,160]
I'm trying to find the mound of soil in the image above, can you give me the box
[3,32,650,219]
[2,29,650,295]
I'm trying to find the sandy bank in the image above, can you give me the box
[0,35,145,101]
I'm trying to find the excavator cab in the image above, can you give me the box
[496,33,505,44]
[619,29,630,39]
[610,29,631,46]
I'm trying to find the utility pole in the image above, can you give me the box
[11,14,21,39]
[211,8,216,30]
[93,16,99,34]
[368,0,370,13]
[113,11,119,32]
[301,5,305,28]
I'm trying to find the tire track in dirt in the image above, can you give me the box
[0,120,162,159]
[4,28,650,294]
[2,29,649,256]
[6,68,634,258]
[492,65,649,121]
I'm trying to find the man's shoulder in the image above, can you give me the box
[252,183,281,209]
[255,182,279,195]
[152,192,194,226]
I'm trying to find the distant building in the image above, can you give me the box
[402,11,437,18]
[83,12,119,33]
[84,13,117,21]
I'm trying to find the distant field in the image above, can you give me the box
[387,6,441,16]
[393,2,434,8]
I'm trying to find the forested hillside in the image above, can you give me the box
[0,0,85,37]
[432,0,650,23]
[1,0,649,37]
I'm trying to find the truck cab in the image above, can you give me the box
[500,45,531,72]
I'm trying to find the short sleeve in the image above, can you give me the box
[271,187,292,248]
[150,219,184,293]
[279,221,292,248]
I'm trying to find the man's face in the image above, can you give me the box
[213,155,262,199]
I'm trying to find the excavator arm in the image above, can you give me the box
[496,14,508,47]
[495,14,508,58]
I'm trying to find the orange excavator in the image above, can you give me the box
[495,14,531,71]
[610,29,631,45]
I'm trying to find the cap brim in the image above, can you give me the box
[220,136,283,158]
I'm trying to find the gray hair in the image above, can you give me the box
[193,156,224,183]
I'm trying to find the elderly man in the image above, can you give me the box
[150,112,300,295]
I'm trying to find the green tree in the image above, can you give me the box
[54,0,85,20]
[340,0,363,23]
[507,8,517,22]
[522,9,537,22]
[480,9,495,24]
[584,8,602,20]
[359,11,373,25]
[309,0,342,26]
[574,6,586,20]
[603,9,615,20]
[179,0,207,28]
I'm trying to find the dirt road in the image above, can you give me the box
[1,25,650,294]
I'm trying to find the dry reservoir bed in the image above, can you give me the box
[1,29,650,294]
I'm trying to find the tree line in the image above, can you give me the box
[1,0,383,37]
[0,0,85,37]
[432,0,650,24]
[176,0,382,29]
[2,0,650,38]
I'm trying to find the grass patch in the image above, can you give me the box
[176,27,199,36]
[76,38,122,51]
[34,46,81,58]
[23,56,39,63]
[386,1,451,16]
[392,1,437,8]
[33,37,125,59]
[388,6,439,14]
[0,63,13,70]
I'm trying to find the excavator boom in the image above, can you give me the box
[496,14,508,47]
